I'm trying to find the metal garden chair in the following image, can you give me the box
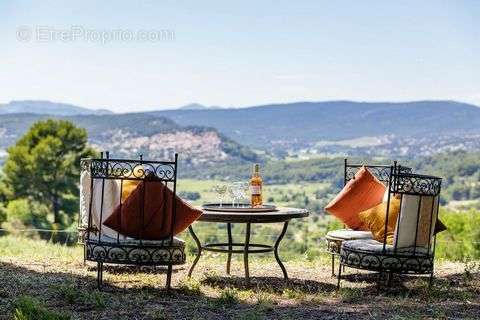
[78,152,185,289]
[337,170,442,289]
[325,159,411,276]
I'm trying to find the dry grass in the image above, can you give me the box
[0,237,478,319]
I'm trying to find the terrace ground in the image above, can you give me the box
[0,236,478,320]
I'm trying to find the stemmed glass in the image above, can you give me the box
[237,182,250,207]
[228,184,237,207]
[212,183,228,208]
[230,182,249,207]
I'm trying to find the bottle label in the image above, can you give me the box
[251,185,261,195]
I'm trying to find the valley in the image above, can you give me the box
[1,99,480,210]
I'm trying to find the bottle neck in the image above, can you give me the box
[253,164,259,177]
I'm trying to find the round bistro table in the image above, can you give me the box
[187,207,309,284]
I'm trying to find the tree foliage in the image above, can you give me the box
[407,151,480,202]
[4,198,51,231]
[3,119,95,226]
[436,208,480,260]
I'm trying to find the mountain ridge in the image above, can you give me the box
[0,112,259,168]
[1,99,480,158]
[178,103,223,110]
[0,100,113,116]
[150,100,480,149]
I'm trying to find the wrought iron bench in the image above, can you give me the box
[337,171,442,289]
[325,159,411,276]
[79,152,185,289]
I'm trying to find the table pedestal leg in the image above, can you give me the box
[226,223,233,275]
[188,217,296,284]
[188,225,202,277]
[244,223,251,284]
[274,221,289,279]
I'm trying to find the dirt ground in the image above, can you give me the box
[0,252,478,320]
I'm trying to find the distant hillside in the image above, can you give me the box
[0,113,259,169]
[151,100,480,155]
[0,100,112,116]
[178,103,222,110]
[1,100,480,158]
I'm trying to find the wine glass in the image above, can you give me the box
[212,183,228,208]
[228,183,237,207]
[236,182,250,207]
[231,182,249,207]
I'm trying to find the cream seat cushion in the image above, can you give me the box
[326,229,373,241]
[88,233,185,247]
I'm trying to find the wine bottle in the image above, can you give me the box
[250,163,263,207]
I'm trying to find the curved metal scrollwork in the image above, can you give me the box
[346,165,391,183]
[82,158,176,181]
[340,245,433,274]
[80,159,91,173]
[392,173,442,196]
[346,164,412,184]
[397,166,413,174]
[86,240,186,265]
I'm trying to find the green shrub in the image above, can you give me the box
[0,202,6,226]
[56,284,77,304]
[338,288,363,303]
[54,283,106,309]
[218,288,239,305]
[236,309,266,320]
[178,191,201,201]
[436,209,480,260]
[5,199,51,229]
[178,278,202,295]
[282,288,305,300]
[13,295,70,320]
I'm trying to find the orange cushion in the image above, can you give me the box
[120,167,143,202]
[104,180,202,240]
[121,179,141,202]
[358,195,401,244]
[325,166,386,230]
[360,195,445,245]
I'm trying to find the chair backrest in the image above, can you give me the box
[344,158,412,186]
[383,171,442,256]
[79,151,178,244]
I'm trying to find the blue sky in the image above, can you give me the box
[1,1,478,112]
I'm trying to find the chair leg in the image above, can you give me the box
[336,262,342,289]
[387,272,393,287]
[428,270,434,289]
[97,262,103,290]
[376,272,383,291]
[166,265,173,290]
[331,254,335,277]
